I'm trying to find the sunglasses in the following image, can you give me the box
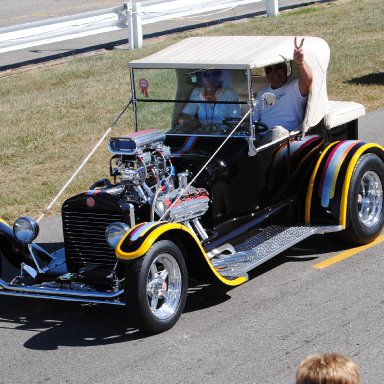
[202,70,221,78]
[265,63,285,74]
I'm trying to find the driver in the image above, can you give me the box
[253,37,313,144]
[179,69,241,131]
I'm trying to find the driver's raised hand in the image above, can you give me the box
[293,36,313,96]
[294,36,305,67]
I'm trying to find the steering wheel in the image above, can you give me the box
[221,117,251,135]
[222,117,241,126]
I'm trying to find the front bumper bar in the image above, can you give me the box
[0,278,125,306]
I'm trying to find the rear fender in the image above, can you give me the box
[305,141,384,227]
[116,221,246,286]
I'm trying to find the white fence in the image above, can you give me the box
[0,0,279,53]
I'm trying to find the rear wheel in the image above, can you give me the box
[339,153,384,245]
[125,240,188,334]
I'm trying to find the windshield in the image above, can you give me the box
[131,68,251,136]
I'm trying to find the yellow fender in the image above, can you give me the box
[116,221,247,286]
[305,141,384,226]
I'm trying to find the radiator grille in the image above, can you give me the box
[62,210,123,271]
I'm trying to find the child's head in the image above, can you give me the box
[296,353,360,384]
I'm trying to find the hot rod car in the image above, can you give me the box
[1,36,383,334]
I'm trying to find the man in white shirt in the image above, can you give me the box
[254,37,313,144]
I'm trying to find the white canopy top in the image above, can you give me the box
[129,36,331,130]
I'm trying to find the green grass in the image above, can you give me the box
[0,0,383,222]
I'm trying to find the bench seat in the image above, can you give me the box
[324,101,365,130]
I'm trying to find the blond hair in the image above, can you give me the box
[296,353,361,384]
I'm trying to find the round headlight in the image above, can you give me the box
[13,216,39,244]
[105,222,130,249]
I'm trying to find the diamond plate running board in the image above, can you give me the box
[211,225,342,279]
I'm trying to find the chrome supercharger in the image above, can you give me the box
[107,129,210,240]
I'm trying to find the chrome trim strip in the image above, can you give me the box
[128,203,136,227]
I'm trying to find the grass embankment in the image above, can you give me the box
[0,0,383,222]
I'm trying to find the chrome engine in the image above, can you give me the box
[107,129,210,240]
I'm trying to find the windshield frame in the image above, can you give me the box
[129,67,254,138]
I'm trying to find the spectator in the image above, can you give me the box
[296,353,361,384]
[179,69,241,131]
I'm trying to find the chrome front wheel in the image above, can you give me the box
[146,253,183,320]
[125,240,188,334]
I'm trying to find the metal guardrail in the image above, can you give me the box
[0,0,276,53]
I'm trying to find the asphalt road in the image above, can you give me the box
[0,109,383,384]
[1,227,384,384]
